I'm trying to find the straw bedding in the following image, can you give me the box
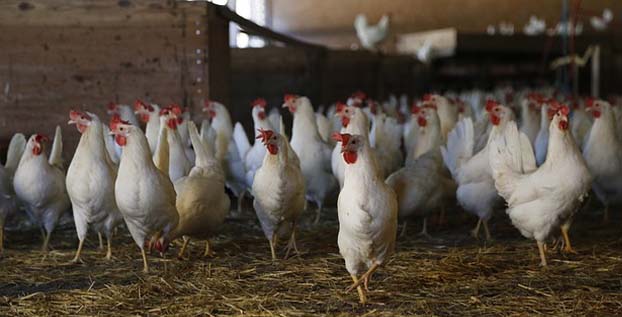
[0,206,621,316]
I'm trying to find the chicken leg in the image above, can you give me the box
[284,223,299,259]
[41,231,52,252]
[105,236,112,260]
[482,219,492,241]
[471,219,482,239]
[269,233,278,260]
[560,222,577,254]
[97,232,104,250]
[204,240,214,257]
[141,248,149,273]
[313,205,322,225]
[417,218,432,240]
[399,221,408,238]
[177,236,190,259]
[350,274,367,304]
[346,263,380,292]
[237,191,245,213]
[537,241,547,266]
[71,239,85,263]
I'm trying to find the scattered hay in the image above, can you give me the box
[0,208,621,316]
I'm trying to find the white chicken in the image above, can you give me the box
[582,99,622,223]
[134,99,160,154]
[315,110,334,146]
[354,13,391,51]
[66,110,123,262]
[370,113,403,178]
[107,102,140,127]
[332,104,370,188]
[0,133,26,254]
[441,102,515,240]
[110,115,179,272]
[424,94,458,141]
[489,104,591,265]
[233,98,275,190]
[157,106,192,183]
[333,132,397,304]
[519,95,541,146]
[570,100,593,150]
[166,121,230,258]
[386,106,453,237]
[252,129,305,260]
[13,126,70,252]
[534,101,555,165]
[284,95,337,224]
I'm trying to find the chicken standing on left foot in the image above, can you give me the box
[252,129,305,260]
[489,103,591,266]
[334,133,397,304]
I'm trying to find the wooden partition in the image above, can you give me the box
[0,0,230,158]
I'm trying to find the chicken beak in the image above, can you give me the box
[68,119,76,125]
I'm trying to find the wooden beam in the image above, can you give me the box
[206,3,231,108]
[213,4,326,52]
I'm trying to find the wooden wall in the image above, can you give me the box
[271,0,622,49]
[230,47,425,133]
[0,0,226,159]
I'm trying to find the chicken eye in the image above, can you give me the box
[119,127,124,131]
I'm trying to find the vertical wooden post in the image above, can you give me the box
[206,4,231,108]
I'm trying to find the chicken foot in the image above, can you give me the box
[284,223,299,259]
[399,221,408,238]
[204,240,214,257]
[537,241,547,266]
[269,233,278,260]
[105,236,112,260]
[41,230,52,252]
[560,222,577,254]
[350,275,367,304]
[141,248,149,273]
[482,220,492,241]
[313,205,322,225]
[71,239,85,263]
[471,219,482,239]
[346,263,380,293]
[417,218,433,240]
[97,232,104,250]
[177,236,190,259]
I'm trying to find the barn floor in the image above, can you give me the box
[1,203,621,316]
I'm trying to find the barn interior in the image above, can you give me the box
[1,0,622,315]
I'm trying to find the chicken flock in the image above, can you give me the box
[1,88,620,304]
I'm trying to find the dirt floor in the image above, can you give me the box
[0,202,621,316]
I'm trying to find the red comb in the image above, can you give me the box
[284,94,298,103]
[110,115,129,130]
[251,98,267,108]
[335,102,346,113]
[159,107,171,116]
[256,128,274,143]
[331,132,351,145]
[585,97,595,108]
[168,104,183,116]
[34,134,49,143]
[352,91,366,100]
[422,94,433,101]
[411,103,421,114]
[485,99,498,112]
[559,105,570,116]
[107,102,117,111]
